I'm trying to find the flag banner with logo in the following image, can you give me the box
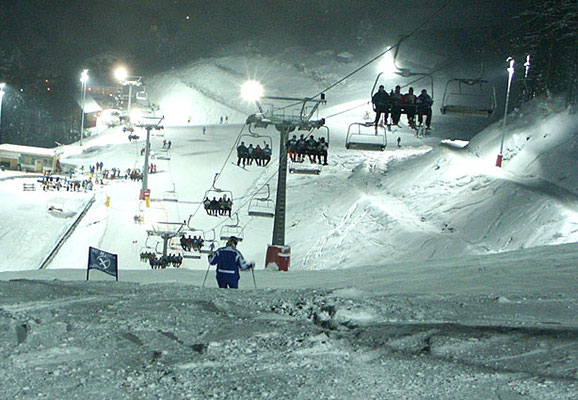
[87,247,118,280]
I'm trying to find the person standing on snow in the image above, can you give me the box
[208,236,254,289]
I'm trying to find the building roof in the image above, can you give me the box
[0,144,59,157]
[75,93,103,114]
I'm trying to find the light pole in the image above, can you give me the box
[79,70,89,146]
[0,83,5,144]
[496,57,515,168]
[115,67,141,126]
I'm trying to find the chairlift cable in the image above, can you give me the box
[187,123,249,223]
[309,0,456,100]
[324,100,371,120]
[325,12,538,121]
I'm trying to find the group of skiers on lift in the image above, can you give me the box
[236,142,272,167]
[287,134,329,165]
[204,195,233,217]
[180,234,205,252]
[372,85,433,130]
[140,252,183,269]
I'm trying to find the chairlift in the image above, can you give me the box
[136,91,148,102]
[238,132,273,150]
[345,122,387,151]
[220,213,244,242]
[289,160,321,175]
[155,152,171,161]
[162,183,178,202]
[185,215,220,253]
[388,35,435,98]
[203,173,234,217]
[248,184,275,218]
[440,78,497,117]
[200,229,219,254]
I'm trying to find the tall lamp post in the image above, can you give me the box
[496,57,515,168]
[79,70,89,146]
[114,67,141,126]
[0,83,5,144]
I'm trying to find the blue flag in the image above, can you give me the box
[87,247,118,280]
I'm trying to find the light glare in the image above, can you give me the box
[80,69,89,84]
[378,49,398,77]
[115,67,128,82]
[241,80,263,102]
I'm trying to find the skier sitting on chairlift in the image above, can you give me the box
[317,137,329,165]
[263,143,272,166]
[417,89,433,130]
[237,141,248,167]
[287,135,297,162]
[253,144,264,166]
[306,135,318,164]
[372,85,390,130]
[246,144,254,166]
[390,85,403,126]
[209,197,219,216]
[401,87,418,128]
[296,134,306,162]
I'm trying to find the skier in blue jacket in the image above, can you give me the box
[208,236,254,289]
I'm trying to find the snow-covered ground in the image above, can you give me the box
[0,50,577,398]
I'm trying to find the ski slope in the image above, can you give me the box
[0,51,577,399]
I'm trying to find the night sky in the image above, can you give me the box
[0,0,530,78]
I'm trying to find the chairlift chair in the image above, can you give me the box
[289,161,321,175]
[345,122,387,151]
[248,184,275,218]
[200,229,219,254]
[220,213,244,242]
[440,78,497,117]
[203,174,234,216]
[162,184,178,202]
[238,132,273,150]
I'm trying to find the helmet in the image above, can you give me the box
[227,236,238,246]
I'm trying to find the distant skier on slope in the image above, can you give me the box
[208,236,254,289]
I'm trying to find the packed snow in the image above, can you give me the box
[0,50,577,399]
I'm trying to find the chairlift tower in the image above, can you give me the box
[136,116,164,200]
[246,94,326,269]
[146,221,184,258]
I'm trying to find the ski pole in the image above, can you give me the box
[251,266,257,289]
[201,263,211,288]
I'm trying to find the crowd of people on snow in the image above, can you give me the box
[236,142,272,167]
[372,85,433,131]
[287,134,329,165]
[204,195,233,216]
[40,174,93,192]
[180,234,205,252]
[140,252,183,269]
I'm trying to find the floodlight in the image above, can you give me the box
[241,80,264,102]
[378,49,398,77]
[80,69,89,84]
[115,67,128,82]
